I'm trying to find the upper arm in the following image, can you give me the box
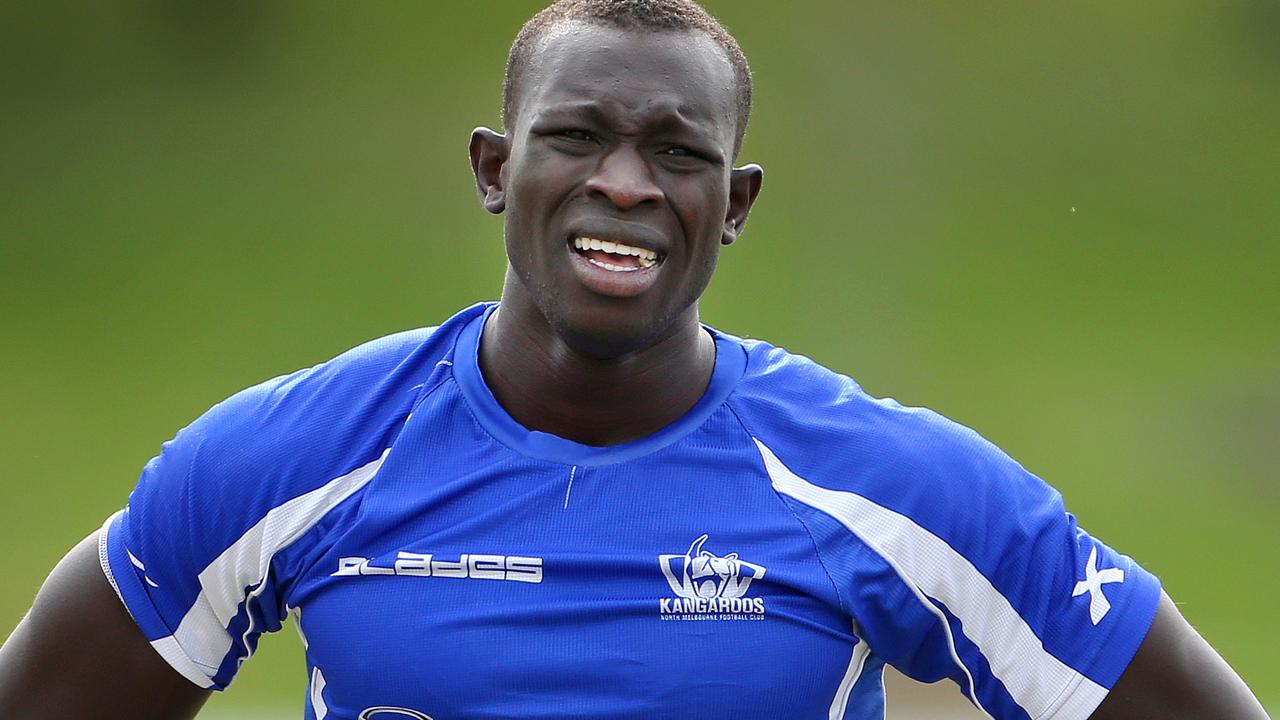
[0,533,211,719]
[1089,590,1270,720]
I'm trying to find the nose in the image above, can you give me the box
[584,146,663,210]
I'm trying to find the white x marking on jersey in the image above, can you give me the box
[1072,546,1125,624]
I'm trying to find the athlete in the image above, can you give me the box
[0,1,1270,718]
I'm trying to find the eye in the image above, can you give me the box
[556,129,595,143]
[658,145,720,168]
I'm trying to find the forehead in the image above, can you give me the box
[516,22,737,138]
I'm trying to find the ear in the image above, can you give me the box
[722,163,764,245]
[469,126,509,214]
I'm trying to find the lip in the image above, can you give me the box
[565,240,664,298]
[565,219,670,258]
[561,218,673,298]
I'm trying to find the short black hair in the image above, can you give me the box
[503,0,753,154]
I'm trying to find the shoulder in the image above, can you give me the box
[722,335,1165,719]
[102,306,491,689]
[138,304,486,512]
[184,326,443,474]
[727,336,1000,476]
[726,336,1062,539]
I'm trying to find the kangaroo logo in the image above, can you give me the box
[659,534,766,600]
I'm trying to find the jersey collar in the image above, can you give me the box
[451,303,746,466]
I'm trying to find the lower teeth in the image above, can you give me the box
[588,258,639,272]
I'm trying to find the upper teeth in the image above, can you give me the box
[574,236,659,265]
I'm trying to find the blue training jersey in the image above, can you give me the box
[100,302,1160,720]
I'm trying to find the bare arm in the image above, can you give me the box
[0,533,210,720]
[1091,590,1269,720]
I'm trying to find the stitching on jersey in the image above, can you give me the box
[563,465,578,509]
[449,374,525,459]
[409,355,460,416]
[723,400,852,618]
[280,481,379,608]
[97,516,126,605]
[1034,672,1087,720]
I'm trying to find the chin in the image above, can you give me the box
[549,303,677,360]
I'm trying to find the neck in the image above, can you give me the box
[478,295,716,447]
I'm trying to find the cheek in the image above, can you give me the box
[501,153,576,258]
[672,178,731,238]
[508,147,583,198]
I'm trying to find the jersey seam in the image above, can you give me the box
[306,444,414,579]
[161,637,221,684]
[97,514,125,605]
[724,398,853,618]
[1033,673,1087,720]
[408,360,458,416]
[280,485,379,610]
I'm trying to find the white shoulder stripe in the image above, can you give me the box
[755,439,1108,720]
[171,448,391,679]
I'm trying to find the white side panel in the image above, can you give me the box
[311,666,329,720]
[829,635,871,720]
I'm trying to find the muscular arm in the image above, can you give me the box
[0,533,210,719]
[1090,590,1270,720]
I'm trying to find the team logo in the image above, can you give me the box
[658,534,767,620]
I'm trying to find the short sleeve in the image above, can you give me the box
[99,391,274,689]
[757,415,1161,720]
[98,361,414,689]
[92,319,461,689]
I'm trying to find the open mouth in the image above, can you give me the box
[569,236,665,272]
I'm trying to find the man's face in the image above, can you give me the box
[480,23,757,357]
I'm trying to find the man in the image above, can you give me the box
[0,0,1269,718]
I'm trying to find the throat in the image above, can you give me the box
[479,309,716,446]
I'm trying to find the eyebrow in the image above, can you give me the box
[532,101,720,146]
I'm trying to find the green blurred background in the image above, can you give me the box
[2,1,1276,717]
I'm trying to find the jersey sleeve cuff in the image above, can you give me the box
[98,510,219,690]
[1039,557,1162,720]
